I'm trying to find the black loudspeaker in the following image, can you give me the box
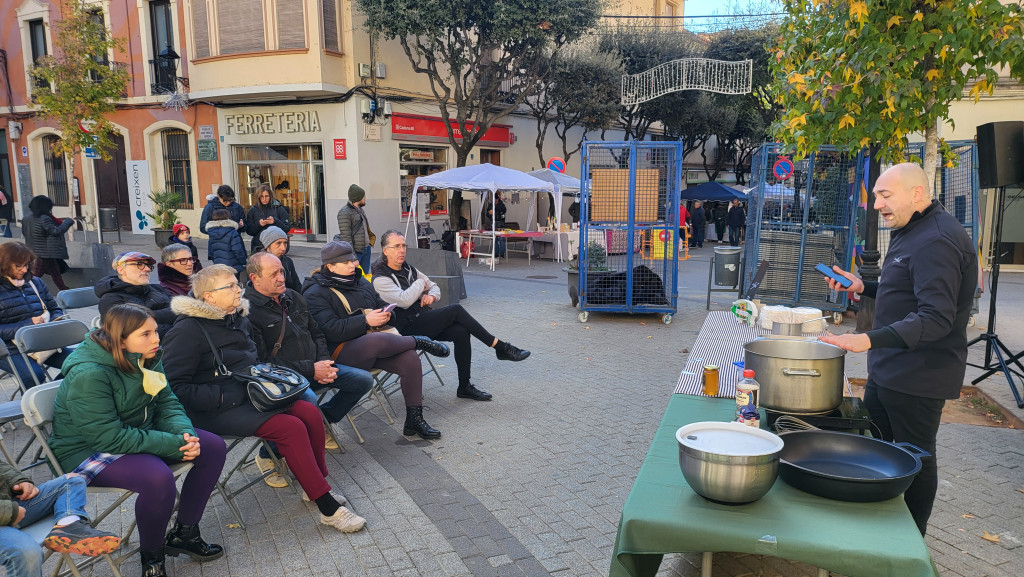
[977,121,1024,188]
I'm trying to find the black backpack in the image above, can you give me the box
[441,230,456,251]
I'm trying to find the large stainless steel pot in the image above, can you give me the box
[676,421,784,504]
[743,339,846,414]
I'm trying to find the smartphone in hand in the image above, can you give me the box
[816,263,853,288]
[382,303,397,313]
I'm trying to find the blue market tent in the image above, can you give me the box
[681,181,747,201]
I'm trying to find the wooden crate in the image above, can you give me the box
[590,168,660,223]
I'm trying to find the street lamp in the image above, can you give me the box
[157,45,180,92]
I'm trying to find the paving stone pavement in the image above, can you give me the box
[2,236,1022,577]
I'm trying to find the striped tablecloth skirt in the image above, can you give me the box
[674,311,829,398]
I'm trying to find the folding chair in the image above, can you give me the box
[214,435,294,529]
[22,381,193,577]
[318,372,394,444]
[0,346,42,469]
[55,288,101,312]
[14,320,89,389]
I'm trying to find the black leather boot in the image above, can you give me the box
[413,336,450,358]
[140,549,167,577]
[165,522,224,562]
[495,341,530,361]
[457,383,492,401]
[403,405,441,439]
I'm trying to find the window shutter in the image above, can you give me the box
[191,0,210,57]
[321,0,339,52]
[276,0,305,49]
[218,0,265,55]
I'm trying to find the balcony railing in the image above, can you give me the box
[149,59,189,95]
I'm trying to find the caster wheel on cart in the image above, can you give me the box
[968,316,977,327]
[578,312,589,323]
[832,312,844,325]
[662,314,673,325]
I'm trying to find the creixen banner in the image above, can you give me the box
[126,161,154,235]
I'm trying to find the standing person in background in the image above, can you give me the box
[727,199,746,246]
[198,185,245,235]
[690,201,706,248]
[713,201,728,243]
[678,202,690,248]
[819,162,977,536]
[336,184,374,274]
[22,195,74,291]
[260,226,302,291]
[0,185,13,238]
[206,209,247,274]
[168,224,202,272]
[245,184,290,254]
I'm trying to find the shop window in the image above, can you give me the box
[218,0,265,54]
[28,19,48,91]
[322,0,340,52]
[162,129,194,208]
[42,135,69,207]
[233,145,325,233]
[400,146,449,218]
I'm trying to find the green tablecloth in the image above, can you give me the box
[610,395,939,577]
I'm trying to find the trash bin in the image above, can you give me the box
[714,246,742,287]
[99,208,119,231]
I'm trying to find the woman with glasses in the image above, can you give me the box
[157,245,196,297]
[245,184,290,253]
[96,252,176,336]
[162,265,366,534]
[0,242,70,386]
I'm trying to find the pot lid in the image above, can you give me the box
[676,421,784,456]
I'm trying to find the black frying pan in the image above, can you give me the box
[778,430,930,502]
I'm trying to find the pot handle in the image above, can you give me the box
[782,368,821,377]
[894,442,932,460]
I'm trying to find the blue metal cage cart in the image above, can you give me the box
[742,144,863,322]
[577,141,681,324]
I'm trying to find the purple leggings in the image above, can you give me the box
[90,429,226,551]
[335,332,423,406]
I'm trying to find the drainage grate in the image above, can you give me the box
[526,275,558,279]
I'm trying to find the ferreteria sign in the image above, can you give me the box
[224,111,322,135]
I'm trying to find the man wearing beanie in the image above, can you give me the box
[260,226,302,291]
[336,184,375,273]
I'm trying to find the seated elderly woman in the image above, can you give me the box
[302,241,450,440]
[96,252,176,336]
[157,244,196,297]
[0,242,70,386]
[161,264,365,533]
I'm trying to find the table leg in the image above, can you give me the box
[701,552,713,577]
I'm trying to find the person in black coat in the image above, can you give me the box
[259,227,302,292]
[96,252,177,336]
[690,201,706,248]
[0,242,70,386]
[22,195,74,290]
[301,241,450,440]
[198,185,245,235]
[727,200,746,246]
[245,184,290,253]
[163,264,365,532]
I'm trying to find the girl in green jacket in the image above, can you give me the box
[49,304,227,577]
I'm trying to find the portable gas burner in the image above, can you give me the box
[765,396,873,435]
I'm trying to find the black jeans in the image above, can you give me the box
[863,380,946,535]
[399,304,496,386]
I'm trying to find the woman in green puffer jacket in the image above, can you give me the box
[49,304,227,577]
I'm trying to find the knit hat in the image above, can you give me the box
[321,241,358,265]
[112,251,156,269]
[348,184,366,203]
[172,223,189,237]
[260,226,288,249]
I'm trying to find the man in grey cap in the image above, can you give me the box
[336,184,374,273]
[260,226,302,291]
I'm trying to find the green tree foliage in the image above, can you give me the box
[357,0,601,167]
[31,0,129,203]
[771,0,1024,183]
[526,48,622,165]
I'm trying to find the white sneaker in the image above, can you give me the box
[320,507,365,533]
[301,489,347,506]
[254,454,289,488]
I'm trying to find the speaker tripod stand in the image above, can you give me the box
[966,184,1024,408]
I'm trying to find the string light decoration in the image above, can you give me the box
[621,58,753,105]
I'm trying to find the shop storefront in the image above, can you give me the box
[232,144,325,234]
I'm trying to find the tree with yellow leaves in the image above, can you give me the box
[772,0,1023,184]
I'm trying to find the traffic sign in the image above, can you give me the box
[84,147,98,159]
[772,156,794,180]
[546,157,566,173]
[78,119,97,133]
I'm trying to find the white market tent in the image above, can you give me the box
[404,163,554,269]
[526,168,581,230]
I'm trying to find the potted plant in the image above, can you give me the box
[563,240,611,307]
[146,190,182,248]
